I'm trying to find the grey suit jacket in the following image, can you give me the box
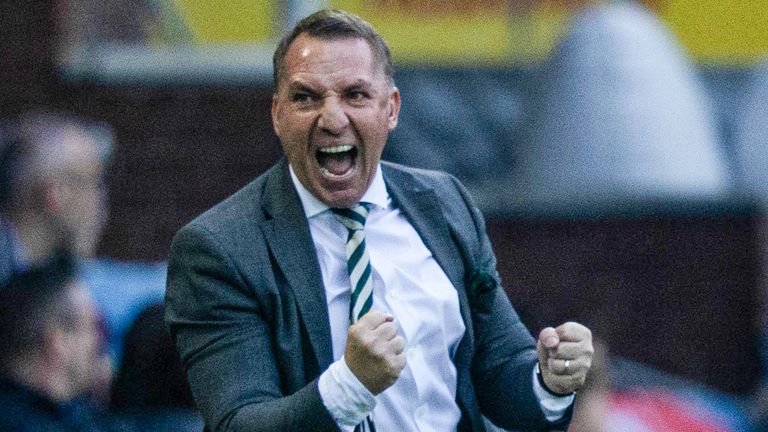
[165,158,571,432]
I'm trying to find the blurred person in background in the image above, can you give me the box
[0,110,115,410]
[0,251,121,432]
[568,340,748,432]
[109,302,203,432]
[0,110,110,285]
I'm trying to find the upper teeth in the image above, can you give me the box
[319,145,353,154]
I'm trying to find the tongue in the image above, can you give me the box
[320,151,354,176]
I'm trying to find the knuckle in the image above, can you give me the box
[348,325,364,339]
[383,324,397,338]
[393,353,406,369]
[371,344,386,357]
[364,338,380,352]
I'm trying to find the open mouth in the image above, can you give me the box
[316,144,357,178]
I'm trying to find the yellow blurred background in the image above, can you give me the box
[160,0,768,66]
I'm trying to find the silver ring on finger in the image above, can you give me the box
[564,359,571,374]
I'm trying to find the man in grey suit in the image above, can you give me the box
[165,9,593,432]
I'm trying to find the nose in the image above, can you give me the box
[317,97,350,134]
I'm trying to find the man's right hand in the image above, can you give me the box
[344,310,406,395]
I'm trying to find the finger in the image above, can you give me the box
[371,321,398,342]
[355,309,393,330]
[555,321,592,343]
[392,351,407,370]
[546,341,591,359]
[388,336,406,355]
[547,357,585,376]
[538,327,560,349]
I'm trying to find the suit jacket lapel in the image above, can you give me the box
[257,161,476,382]
[383,165,478,428]
[382,165,475,363]
[260,160,334,372]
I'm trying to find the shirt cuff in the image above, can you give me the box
[532,363,575,422]
[318,355,376,430]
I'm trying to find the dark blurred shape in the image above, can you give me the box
[0,125,19,212]
[0,1,56,116]
[0,250,78,366]
[384,68,523,197]
[111,303,194,410]
[110,302,202,432]
[490,209,764,396]
[0,127,20,282]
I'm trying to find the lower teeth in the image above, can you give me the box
[321,167,347,178]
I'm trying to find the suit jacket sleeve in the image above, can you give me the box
[446,175,572,431]
[165,221,339,432]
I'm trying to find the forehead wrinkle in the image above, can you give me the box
[286,76,375,95]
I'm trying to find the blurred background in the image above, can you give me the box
[2,0,768,430]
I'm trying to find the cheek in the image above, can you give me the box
[278,117,314,156]
[361,117,390,153]
[281,139,311,170]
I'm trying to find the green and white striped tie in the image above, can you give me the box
[332,204,373,323]
[332,204,377,432]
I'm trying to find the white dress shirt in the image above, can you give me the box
[289,165,572,431]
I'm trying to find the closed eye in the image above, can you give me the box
[346,90,370,103]
[292,92,315,103]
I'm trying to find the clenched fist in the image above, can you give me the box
[537,322,593,395]
[344,310,406,395]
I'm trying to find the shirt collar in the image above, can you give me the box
[289,164,389,219]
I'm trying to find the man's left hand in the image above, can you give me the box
[536,322,593,395]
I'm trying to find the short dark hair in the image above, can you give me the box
[0,250,78,366]
[272,9,394,90]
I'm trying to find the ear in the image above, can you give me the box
[271,93,282,137]
[387,86,401,131]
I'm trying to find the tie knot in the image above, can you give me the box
[331,204,369,232]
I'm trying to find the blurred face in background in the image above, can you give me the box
[272,34,400,208]
[48,126,108,257]
[58,282,103,399]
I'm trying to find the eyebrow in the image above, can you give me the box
[285,78,374,94]
[345,79,373,91]
[285,82,316,94]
